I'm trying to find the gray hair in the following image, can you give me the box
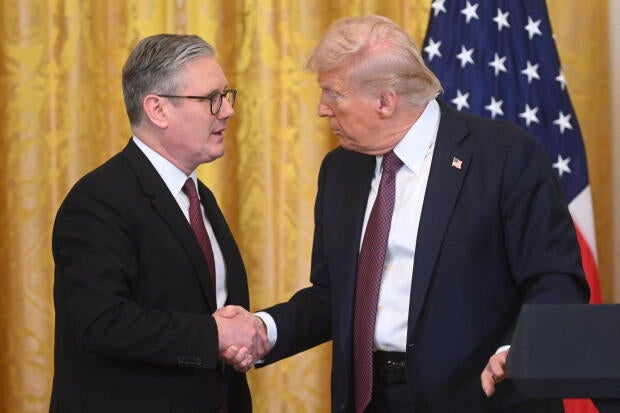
[122,34,215,126]
[306,15,442,106]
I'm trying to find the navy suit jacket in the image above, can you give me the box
[261,101,589,412]
[51,140,251,413]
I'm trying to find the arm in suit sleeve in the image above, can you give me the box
[501,132,589,306]
[53,175,220,370]
[491,131,590,408]
[260,156,334,364]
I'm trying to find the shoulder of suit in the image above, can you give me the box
[438,104,534,149]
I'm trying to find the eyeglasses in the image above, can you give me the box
[157,89,237,115]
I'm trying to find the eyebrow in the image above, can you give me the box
[209,85,229,94]
[190,84,229,97]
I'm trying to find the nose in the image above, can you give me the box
[317,93,333,117]
[217,96,234,119]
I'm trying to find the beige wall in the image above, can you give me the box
[611,0,620,302]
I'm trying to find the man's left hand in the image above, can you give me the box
[481,349,509,397]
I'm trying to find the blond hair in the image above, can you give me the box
[307,15,442,105]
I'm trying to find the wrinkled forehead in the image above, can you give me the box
[317,65,355,91]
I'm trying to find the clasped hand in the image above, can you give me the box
[213,305,269,372]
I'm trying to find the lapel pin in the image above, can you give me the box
[451,157,463,170]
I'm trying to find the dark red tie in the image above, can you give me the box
[183,178,216,289]
[184,179,226,411]
[353,150,403,413]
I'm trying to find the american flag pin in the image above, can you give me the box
[451,157,462,170]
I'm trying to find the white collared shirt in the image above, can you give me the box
[132,136,228,308]
[364,99,440,351]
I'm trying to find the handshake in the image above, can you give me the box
[213,305,270,372]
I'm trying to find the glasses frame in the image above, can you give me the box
[157,89,237,115]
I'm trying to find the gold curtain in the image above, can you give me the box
[0,1,611,412]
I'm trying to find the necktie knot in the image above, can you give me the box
[382,150,403,174]
[183,178,199,202]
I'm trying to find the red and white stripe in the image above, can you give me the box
[564,185,601,413]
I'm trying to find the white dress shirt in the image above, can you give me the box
[367,99,439,351]
[132,136,228,308]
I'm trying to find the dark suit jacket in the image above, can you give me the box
[261,101,589,412]
[50,140,251,413]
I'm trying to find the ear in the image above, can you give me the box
[377,89,397,118]
[142,94,169,128]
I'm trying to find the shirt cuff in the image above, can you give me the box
[255,311,277,350]
[495,344,511,354]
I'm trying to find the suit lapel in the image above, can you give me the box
[199,183,248,307]
[121,140,217,310]
[407,103,471,342]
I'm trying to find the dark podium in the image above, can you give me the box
[506,304,620,412]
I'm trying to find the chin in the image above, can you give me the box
[203,150,225,164]
[212,150,225,160]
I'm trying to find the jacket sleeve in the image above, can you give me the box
[260,155,333,364]
[500,132,589,306]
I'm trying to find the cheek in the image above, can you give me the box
[341,114,369,134]
[192,117,215,139]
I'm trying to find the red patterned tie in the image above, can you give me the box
[353,150,403,413]
[183,178,216,289]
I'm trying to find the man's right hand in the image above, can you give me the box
[213,305,269,372]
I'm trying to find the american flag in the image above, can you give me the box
[422,1,601,412]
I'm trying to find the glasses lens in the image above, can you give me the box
[209,90,236,115]
[210,93,222,115]
[225,90,236,108]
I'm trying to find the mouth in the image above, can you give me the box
[212,128,226,137]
